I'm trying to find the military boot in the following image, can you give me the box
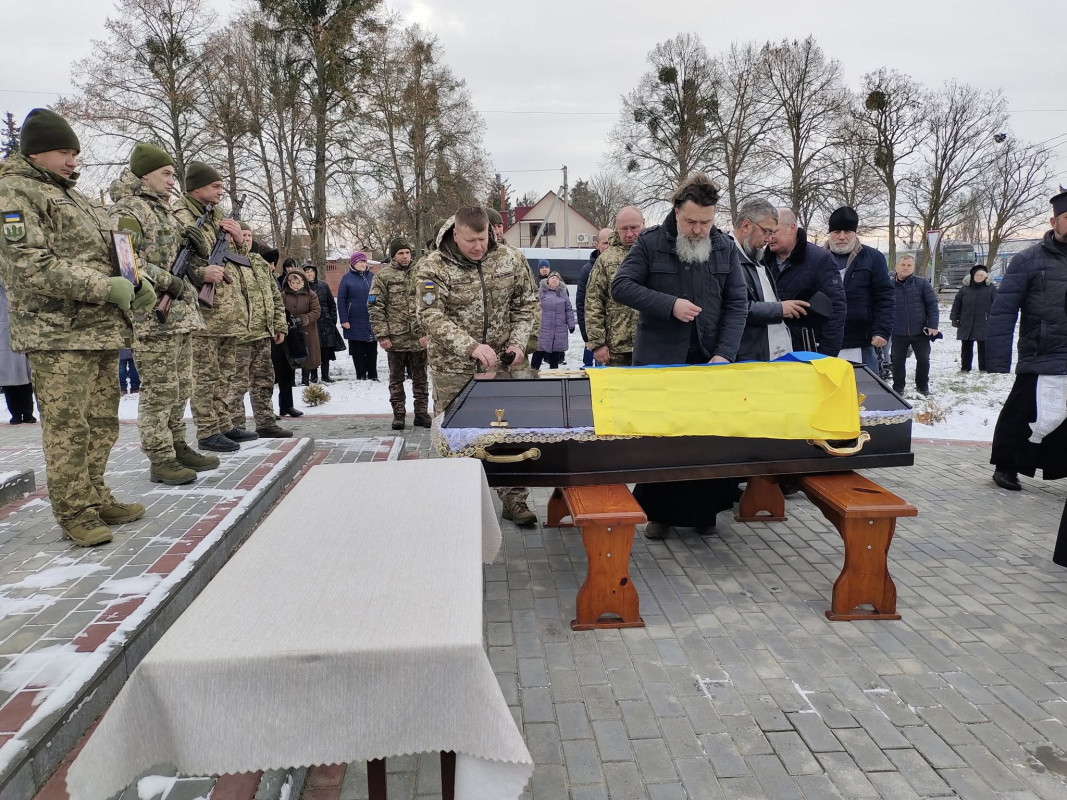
[99,501,146,525]
[256,424,293,438]
[225,427,259,442]
[391,413,406,431]
[502,499,538,527]
[413,411,432,428]
[174,441,220,471]
[62,516,112,547]
[150,459,197,486]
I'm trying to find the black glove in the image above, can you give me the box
[183,226,210,258]
[290,315,304,328]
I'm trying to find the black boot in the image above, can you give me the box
[993,469,1021,491]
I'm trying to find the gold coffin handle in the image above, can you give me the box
[806,431,871,457]
[471,446,541,464]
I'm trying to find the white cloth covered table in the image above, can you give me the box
[67,459,532,800]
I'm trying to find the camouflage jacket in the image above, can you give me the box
[0,154,132,352]
[585,233,638,354]
[414,217,538,375]
[242,251,286,344]
[108,169,204,339]
[368,261,425,351]
[173,193,249,338]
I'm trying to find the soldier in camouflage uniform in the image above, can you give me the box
[486,207,541,361]
[585,206,644,366]
[369,237,430,430]
[0,110,155,545]
[172,162,251,453]
[108,143,219,487]
[414,207,540,526]
[228,223,291,438]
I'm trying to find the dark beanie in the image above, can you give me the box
[1052,190,1067,218]
[485,207,503,226]
[20,109,80,156]
[827,206,859,233]
[388,237,412,259]
[184,161,223,192]
[130,143,174,177]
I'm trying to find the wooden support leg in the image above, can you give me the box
[368,758,387,800]
[826,516,901,621]
[571,521,644,630]
[543,487,572,528]
[441,751,456,800]
[735,475,787,522]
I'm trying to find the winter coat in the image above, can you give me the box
[762,228,846,356]
[586,233,639,355]
[733,235,785,363]
[0,281,30,386]
[368,262,426,351]
[537,283,576,353]
[0,154,132,352]
[892,274,938,337]
[575,249,597,341]
[950,280,996,341]
[337,268,375,342]
[308,278,342,351]
[986,231,1067,374]
[282,279,322,370]
[827,241,895,348]
[611,211,748,365]
[241,252,287,344]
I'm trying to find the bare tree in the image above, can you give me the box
[981,137,1054,270]
[821,112,885,230]
[761,36,847,228]
[1,112,19,158]
[57,0,214,183]
[609,33,721,206]
[903,81,1008,281]
[852,69,924,266]
[569,172,637,229]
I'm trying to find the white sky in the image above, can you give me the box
[2,0,1064,212]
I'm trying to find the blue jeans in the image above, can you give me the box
[118,356,140,391]
[860,345,879,374]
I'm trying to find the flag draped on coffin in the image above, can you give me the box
[586,352,861,440]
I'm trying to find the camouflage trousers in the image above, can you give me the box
[229,338,276,430]
[606,352,632,367]
[135,334,193,465]
[433,368,529,509]
[27,350,119,527]
[191,335,237,439]
[386,348,429,416]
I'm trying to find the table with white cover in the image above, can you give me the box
[67,459,533,800]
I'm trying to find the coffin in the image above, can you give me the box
[433,365,913,487]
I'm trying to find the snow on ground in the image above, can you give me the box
[116,297,1010,443]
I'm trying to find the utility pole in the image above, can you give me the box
[562,165,569,249]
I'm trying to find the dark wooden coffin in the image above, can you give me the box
[437,365,914,487]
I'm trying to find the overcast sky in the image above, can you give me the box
[2,0,1064,212]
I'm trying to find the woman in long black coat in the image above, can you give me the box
[950,264,997,372]
[302,264,343,383]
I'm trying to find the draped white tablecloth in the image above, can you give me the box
[67,459,532,800]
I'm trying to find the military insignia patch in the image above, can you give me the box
[2,212,25,243]
[423,291,436,306]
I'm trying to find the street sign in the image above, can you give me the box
[927,229,942,253]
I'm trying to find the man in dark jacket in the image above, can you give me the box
[762,210,846,356]
[611,173,748,540]
[987,190,1067,493]
[576,228,611,367]
[825,206,894,372]
[890,255,939,396]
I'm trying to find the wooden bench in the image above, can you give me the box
[798,471,917,621]
[545,485,647,630]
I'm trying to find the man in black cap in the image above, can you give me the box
[987,189,1067,493]
[825,205,894,372]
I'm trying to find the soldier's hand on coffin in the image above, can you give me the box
[672,298,701,322]
[380,338,392,350]
[594,345,610,364]
[203,264,225,284]
[781,299,809,319]
[709,355,730,364]
[471,343,498,369]
[506,345,525,364]
[871,335,887,347]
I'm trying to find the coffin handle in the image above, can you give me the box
[471,447,542,463]
[807,432,871,457]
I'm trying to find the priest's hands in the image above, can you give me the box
[672,298,701,323]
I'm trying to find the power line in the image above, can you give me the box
[497,168,562,174]
[0,88,64,95]
[481,109,615,116]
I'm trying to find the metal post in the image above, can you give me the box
[562,165,569,248]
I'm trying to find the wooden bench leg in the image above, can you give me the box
[571,521,644,630]
[826,516,901,621]
[543,487,572,528]
[368,758,387,799]
[441,751,456,800]
[735,476,787,522]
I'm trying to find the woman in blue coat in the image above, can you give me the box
[337,251,378,381]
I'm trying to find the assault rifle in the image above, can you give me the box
[198,194,251,309]
[153,203,213,324]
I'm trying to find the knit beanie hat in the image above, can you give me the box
[130,142,174,177]
[387,237,412,259]
[485,207,503,226]
[350,251,368,267]
[184,161,223,192]
[537,258,551,270]
[827,206,859,233]
[20,109,80,156]
[238,221,251,231]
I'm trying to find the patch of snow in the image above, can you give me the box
[98,575,163,596]
[137,775,176,800]
[0,644,89,693]
[12,564,105,590]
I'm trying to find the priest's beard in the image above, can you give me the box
[676,234,712,264]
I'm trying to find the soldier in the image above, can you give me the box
[414,206,540,526]
[109,143,219,487]
[0,109,155,545]
[585,206,644,366]
[369,237,431,430]
[172,162,251,452]
[228,223,291,439]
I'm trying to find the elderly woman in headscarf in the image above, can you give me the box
[337,251,378,381]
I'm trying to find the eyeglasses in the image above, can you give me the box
[758,224,776,236]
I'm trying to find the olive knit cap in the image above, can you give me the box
[485,207,503,226]
[20,108,80,156]
[388,237,412,259]
[130,142,174,178]
[238,220,251,232]
[184,161,223,192]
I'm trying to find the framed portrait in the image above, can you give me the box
[111,231,140,285]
